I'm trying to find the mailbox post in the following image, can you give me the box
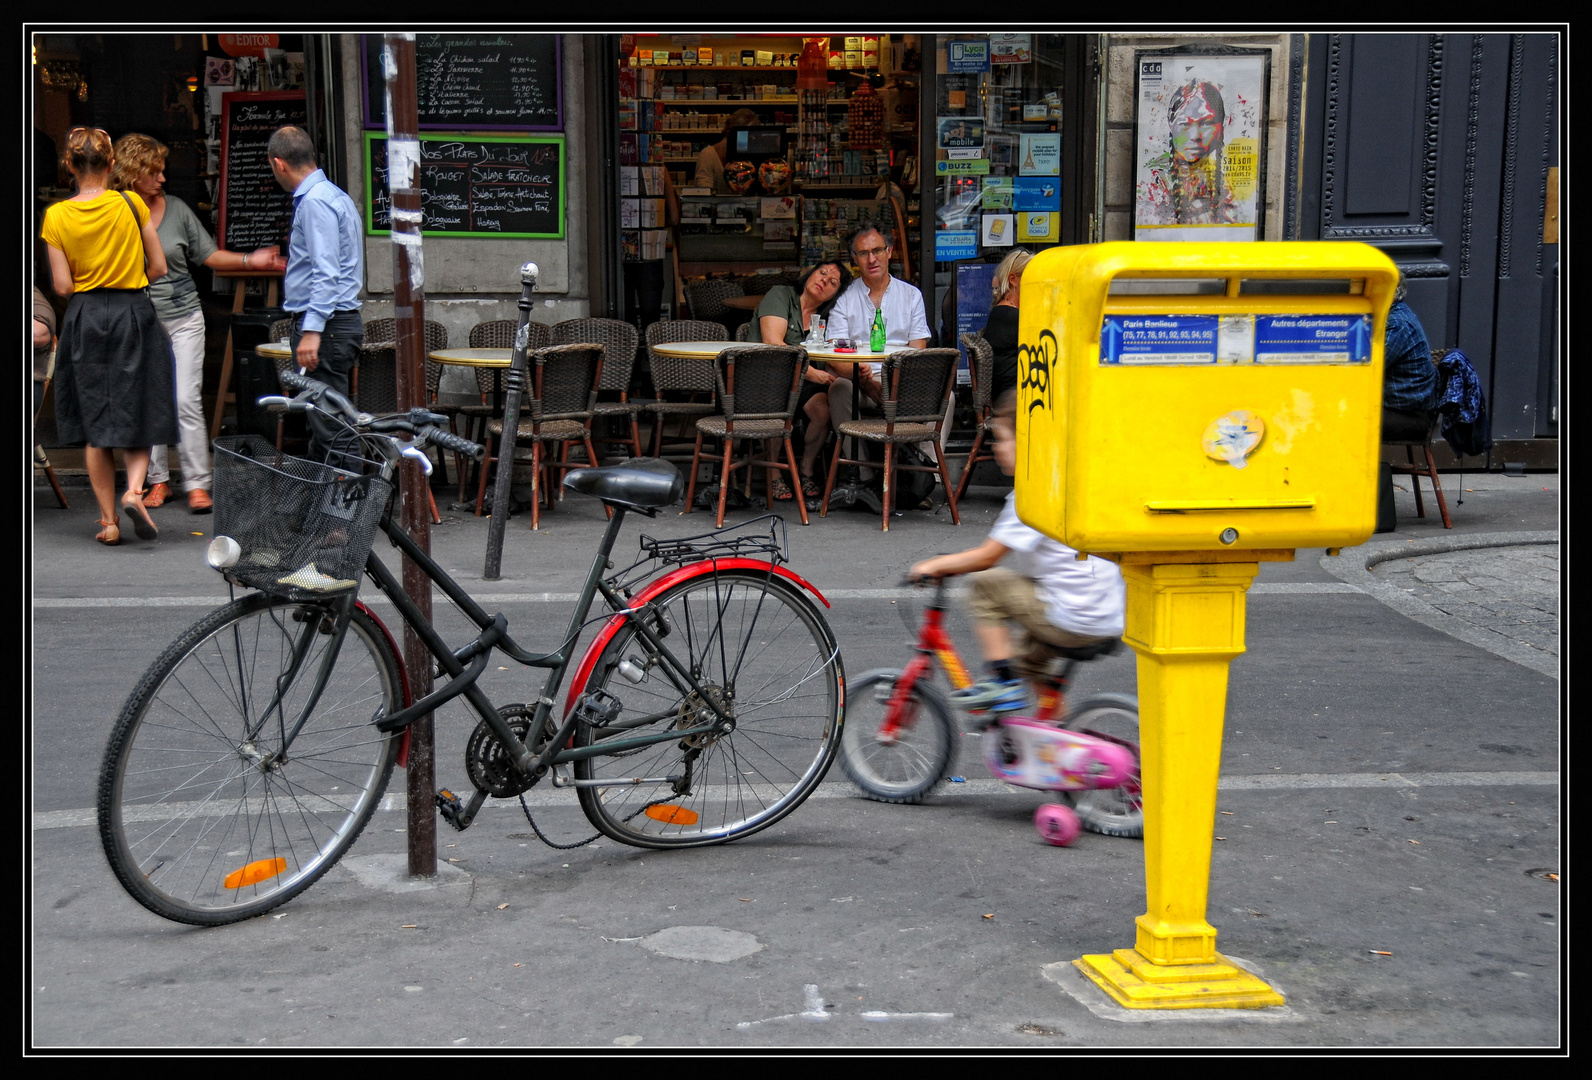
[1015,242,1397,1009]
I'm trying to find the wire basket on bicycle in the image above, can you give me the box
[211,435,391,601]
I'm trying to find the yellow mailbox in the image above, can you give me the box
[1012,242,1396,1011]
[1015,241,1398,554]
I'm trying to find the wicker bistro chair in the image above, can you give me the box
[358,316,447,403]
[455,319,552,500]
[552,318,644,463]
[644,320,727,460]
[473,343,603,531]
[685,277,745,324]
[821,348,962,532]
[953,332,999,505]
[685,345,811,528]
[734,319,760,342]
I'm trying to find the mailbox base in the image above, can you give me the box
[1074,949,1285,1010]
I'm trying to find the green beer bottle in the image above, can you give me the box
[869,307,886,353]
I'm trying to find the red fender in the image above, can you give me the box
[562,559,830,716]
[357,600,414,768]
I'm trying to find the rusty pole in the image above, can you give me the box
[382,33,436,878]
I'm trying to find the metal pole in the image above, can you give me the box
[382,32,436,879]
[483,262,539,581]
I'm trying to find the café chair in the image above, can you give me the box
[685,345,810,528]
[474,343,603,531]
[685,278,745,325]
[734,320,760,342]
[644,319,727,461]
[357,316,447,404]
[552,318,644,465]
[1384,408,1454,530]
[953,332,998,506]
[457,318,552,500]
[822,348,962,532]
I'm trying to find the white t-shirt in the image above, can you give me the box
[988,492,1126,638]
[827,275,932,376]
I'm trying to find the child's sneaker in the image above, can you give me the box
[948,678,1026,713]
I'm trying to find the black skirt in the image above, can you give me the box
[53,288,179,449]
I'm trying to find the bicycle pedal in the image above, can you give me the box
[574,687,622,728]
[436,788,474,831]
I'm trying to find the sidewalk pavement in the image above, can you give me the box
[29,465,1562,1050]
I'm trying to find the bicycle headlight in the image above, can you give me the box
[207,535,242,569]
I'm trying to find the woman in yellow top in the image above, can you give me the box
[41,127,176,545]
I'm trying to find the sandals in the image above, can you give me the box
[95,517,121,546]
[142,482,171,508]
[799,473,822,500]
[770,475,795,502]
[121,490,159,541]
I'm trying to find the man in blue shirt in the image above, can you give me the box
[269,124,364,468]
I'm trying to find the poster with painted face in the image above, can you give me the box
[1133,49,1269,241]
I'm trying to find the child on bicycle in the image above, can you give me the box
[909,390,1126,714]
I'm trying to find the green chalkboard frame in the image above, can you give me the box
[363,132,566,239]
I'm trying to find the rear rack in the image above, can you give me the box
[610,514,789,594]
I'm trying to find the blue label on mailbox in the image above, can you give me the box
[1100,315,1220,364]
[1253,314,1372,363]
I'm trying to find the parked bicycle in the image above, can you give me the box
[97,372,844,926]
[836,575,1141,845]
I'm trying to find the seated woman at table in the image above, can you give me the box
[982,247,1032,401]
[755,260,850,501]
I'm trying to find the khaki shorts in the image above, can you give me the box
[966,566,1112,670]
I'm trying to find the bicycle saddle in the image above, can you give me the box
[563,458,685,512]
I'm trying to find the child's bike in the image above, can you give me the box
[836,575,1141,846]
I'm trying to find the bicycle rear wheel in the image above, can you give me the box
[97,593,403,925]
[837,668,956,804]
[1059,692,1142,838]
[573,570,843,848]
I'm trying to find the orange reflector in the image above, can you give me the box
[223,857,287,889]
[644,805,699,825]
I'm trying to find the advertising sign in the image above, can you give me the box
[1018,133,1060,175]
[1012,176,1060,212]
[990,34,1032,64]
[935,230,980,260]
[937,116,985,150]
[946,39,991,73]
[1133,45,1270,241]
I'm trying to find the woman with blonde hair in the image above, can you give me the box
[41,127,174,545]
[983,247,1032,399]
[112,132,284,513]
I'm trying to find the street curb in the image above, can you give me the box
[1319,531,1560,679]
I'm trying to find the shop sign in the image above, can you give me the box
[936,159,991,176]
[990,34,1032,64]
[1018,133,1061,175]
[219,33,279,58]
[935,230,979,260]
[946,39,990,74]
[1015,211,1057,242]
[981,214,1014,247]
[937,116,984,150]
[946,148,983,161]
[981,176,1014,210]
[1012,176,1060,212]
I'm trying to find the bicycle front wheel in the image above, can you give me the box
[1060,692,1143,838]
[573,570,843,848]
[97,593,403,925]
[837,668,956,804]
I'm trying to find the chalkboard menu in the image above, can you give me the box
[362,34,561,131]
[219,90,305,253]
[363,133,566,239]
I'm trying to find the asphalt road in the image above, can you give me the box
[29,472,1561,1050]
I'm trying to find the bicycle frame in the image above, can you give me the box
[879,578,1069,742]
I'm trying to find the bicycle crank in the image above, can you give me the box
[464,704,559,798]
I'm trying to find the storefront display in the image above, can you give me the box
[620,33,922,308]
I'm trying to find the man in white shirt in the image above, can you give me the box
[823,224,932,472]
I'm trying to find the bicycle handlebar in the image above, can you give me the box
[269,371,485,460]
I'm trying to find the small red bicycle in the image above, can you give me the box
[837,576,1143,845]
